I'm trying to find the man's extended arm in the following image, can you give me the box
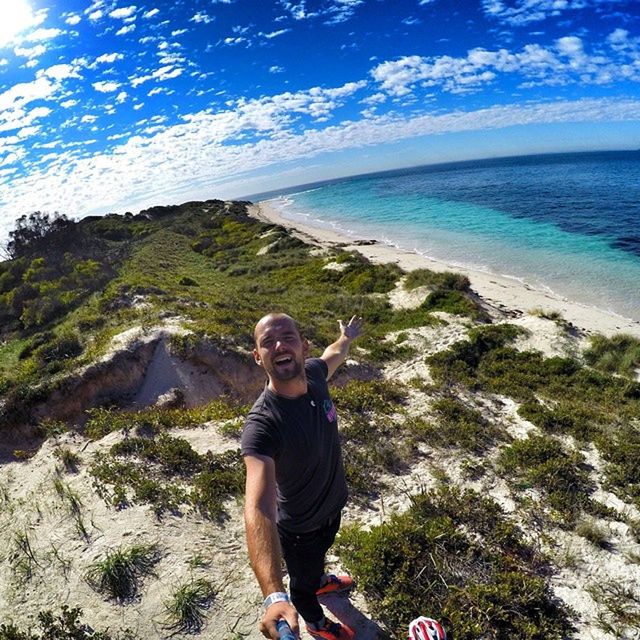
[244,454,298,639]
[320,316,364,380]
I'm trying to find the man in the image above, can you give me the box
[241,313,364,640]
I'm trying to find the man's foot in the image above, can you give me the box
[306,618,355,640]
[316,574,354,596]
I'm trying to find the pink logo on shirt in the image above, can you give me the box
[323,399,337,422]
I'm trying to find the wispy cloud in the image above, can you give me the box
[481,0,626,26]
[190,12,214,24]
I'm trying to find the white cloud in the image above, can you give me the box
[81,114,98,123]
[190,12,213,24]
[223,36,246,46]
[40,63,82,81]
[171,29,188,36]
[88,10,104,21]
[26,27,63,42]
[143,8,160,19]
[262,29,291,39]
[109,6,137,20]
[94,52,124,65]
[116,24,136,36]
[116,91,128,103]
[65,14,82,26]
[269,65,285,73]
[60,99,77,108]
[0,2,47,47]
[14,44,46,59]
[93,81,120,92]
[130,64,184,87]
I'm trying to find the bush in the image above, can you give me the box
[336,486,572,640]
[499,434,594,524]
[428,396,505,452]
[0,606,139,639]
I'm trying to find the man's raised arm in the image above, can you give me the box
[320,316,364,380]
[244,454,298,639]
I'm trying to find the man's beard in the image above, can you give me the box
[269,357,304,381]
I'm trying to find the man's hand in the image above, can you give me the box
[338,315,364,341]
[260,600,299,639]
[322,316,365,379]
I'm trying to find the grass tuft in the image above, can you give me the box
[85,543,160,602]
[162,577,216,633]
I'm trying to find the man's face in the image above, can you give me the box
[253,316,308,382]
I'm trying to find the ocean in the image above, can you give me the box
[261,151,640,322]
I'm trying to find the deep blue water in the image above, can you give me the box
[262,151,640,321]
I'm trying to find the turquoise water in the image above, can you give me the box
[263,152,640,321]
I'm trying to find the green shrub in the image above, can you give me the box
[336,486,572,640]
[404,269,470,291]
[517,400,596,441]
[0,606,139,639]
[596,422,640,510]
[190,450,245,520]
[429,396,505,452]
[85,543,160,601]
[90,436,244,519]
[499,434,594,524]
[332,379,408,414]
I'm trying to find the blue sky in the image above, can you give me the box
[0,0,639,238]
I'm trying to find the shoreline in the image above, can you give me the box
[250,200,640,339]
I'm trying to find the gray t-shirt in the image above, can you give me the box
[241,358,348,533]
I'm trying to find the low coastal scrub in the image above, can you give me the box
[0,606,139,640]
[336,486,573,640]
[403,268,486,319]
[588,581,640,638]
[427,324,640,512]
[333,380,412,500]
[498,434,594,525]
[89,435,244,519]
[84,399,246,440]
[0,201,459,436]
[404,268,470,292]
[428,396,506,452]
[85,543,160,602]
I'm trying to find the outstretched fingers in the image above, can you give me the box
[339,315,364,339]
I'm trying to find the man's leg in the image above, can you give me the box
[278,514,341,624]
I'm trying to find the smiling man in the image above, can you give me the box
[241,313,364,640]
